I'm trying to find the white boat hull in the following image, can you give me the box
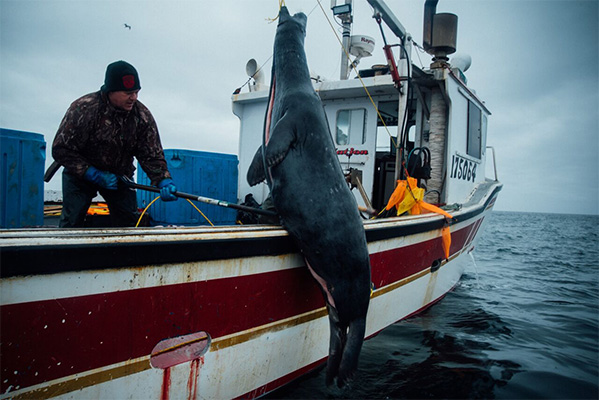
[1,182,500,399]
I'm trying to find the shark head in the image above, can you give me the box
[277,6,307,34]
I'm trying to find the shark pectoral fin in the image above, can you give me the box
[247,145,266,186]
[264,114,295,168]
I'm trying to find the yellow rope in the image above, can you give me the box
[267,0,287,22]
[185,199,214,227]
[135,196,160,228]
[315,0,398,149]
[135,196,214,228]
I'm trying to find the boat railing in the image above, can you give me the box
[486,146,499,181]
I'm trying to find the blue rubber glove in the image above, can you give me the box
[83,166,118,190]
[157,178,178,202]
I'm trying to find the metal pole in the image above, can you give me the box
[339,0,352,80]
[366,0,406,40]
[487,146,499,181]
[394,36,413,182]
[119,176,278,218]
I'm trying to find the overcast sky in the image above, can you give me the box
[1,0,597,215]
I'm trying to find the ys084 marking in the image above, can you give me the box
[450,154,477,182]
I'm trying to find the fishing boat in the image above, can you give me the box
[0,0,501,398]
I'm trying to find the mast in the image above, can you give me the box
[367,0,411,182]
[394,36,412,182]
[332,0,353,80]
[366,0,406,40]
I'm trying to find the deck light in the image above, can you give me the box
[332,4,351,15]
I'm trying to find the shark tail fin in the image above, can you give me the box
[325,312,366,388]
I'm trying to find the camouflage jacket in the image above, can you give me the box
[52,91,171,185]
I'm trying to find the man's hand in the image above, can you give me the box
[84,166,118,190]
[158,178,178,202]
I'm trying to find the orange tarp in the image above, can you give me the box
[384,178,453,259]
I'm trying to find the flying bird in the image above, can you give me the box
[124,23,131,30]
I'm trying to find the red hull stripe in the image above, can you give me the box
[1,218,483,395]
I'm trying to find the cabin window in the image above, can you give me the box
[467,101,482,159]
[375,101,399,152]
[336,109,366,145]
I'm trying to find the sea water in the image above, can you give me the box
[268,211,599,399]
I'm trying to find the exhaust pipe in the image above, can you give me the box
[423,0,438,52]
[423,0,458,67]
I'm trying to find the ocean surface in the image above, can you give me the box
[266,211,599,399]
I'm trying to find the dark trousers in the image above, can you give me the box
[59,172,138,228]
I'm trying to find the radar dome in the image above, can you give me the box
[349,35,375,58]
[450,53,472,72]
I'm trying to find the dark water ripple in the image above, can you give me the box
[267,212,599,399]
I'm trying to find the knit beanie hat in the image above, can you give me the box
[101,60,141,92]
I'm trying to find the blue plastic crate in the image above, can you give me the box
[0,128,46,228]
[137,149,239,226]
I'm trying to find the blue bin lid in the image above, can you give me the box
[0,128,45,142]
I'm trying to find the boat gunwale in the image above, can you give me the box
[0,180,501,241]
[0,181,501,279]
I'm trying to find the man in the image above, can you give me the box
[52,60,177,228]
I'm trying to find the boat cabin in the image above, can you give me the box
[234,61,492,213]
